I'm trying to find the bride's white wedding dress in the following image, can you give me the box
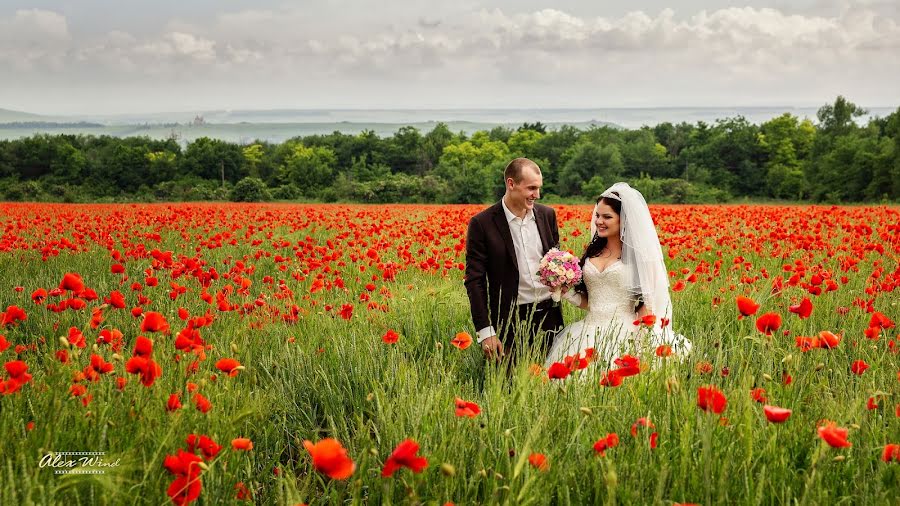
[544,259,641,369]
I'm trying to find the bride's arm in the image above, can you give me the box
[563,290,589,310]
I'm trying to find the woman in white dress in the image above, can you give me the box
[544,182,691,370]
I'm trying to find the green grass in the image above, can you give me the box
[0,203,898,505]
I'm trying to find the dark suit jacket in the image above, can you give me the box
[464,201,559,338]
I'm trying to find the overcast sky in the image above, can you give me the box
[2,0,898,114]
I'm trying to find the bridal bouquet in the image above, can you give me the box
[536,248,583,302]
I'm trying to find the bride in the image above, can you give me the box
[544,182,691,370]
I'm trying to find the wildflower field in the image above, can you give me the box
[1,202,899,505]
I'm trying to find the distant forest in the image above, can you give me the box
[1,96,898,204]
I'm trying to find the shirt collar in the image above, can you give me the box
[501,197,535,223]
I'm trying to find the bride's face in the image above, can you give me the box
[594,201,620,240]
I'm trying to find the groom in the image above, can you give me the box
[465,157,564,363]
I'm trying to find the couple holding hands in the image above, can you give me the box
[464,158,691,373]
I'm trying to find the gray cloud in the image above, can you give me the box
[1,3,898,113]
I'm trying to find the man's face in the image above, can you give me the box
[506,167,542,211]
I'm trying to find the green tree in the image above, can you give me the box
[230,177,271,202]
[423,123,455,171]
[435,140,509,203]
[387,126,427,175]
[242,144,265,178]
[620,128,671,178]
[558,143,624,196]
[277,143,337,197]
[759,114,814,199]
[181,137,246,183]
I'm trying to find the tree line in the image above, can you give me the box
[1,96,898,204]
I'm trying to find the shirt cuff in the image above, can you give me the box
[476,326,496,344]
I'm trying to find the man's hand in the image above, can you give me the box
[481,336,505,361]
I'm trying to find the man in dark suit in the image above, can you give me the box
[465,157,564,363]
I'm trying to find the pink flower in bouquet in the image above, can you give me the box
[537,248,583,301]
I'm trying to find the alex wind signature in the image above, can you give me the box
[40,452,121,474]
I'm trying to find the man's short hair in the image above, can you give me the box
[504,158,541,183]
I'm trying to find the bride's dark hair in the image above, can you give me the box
[573,193,621,295]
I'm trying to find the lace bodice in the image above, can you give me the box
[583,260,638,326]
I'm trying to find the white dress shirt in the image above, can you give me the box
[477,197,550,344]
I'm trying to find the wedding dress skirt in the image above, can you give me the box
[544,259,642,369]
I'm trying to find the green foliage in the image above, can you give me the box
[435,139,509,203]
[277,143,337,196]
[230,177,272,202]
[0,96,898,203]
[270,183,301,200]
[559,143,624,196]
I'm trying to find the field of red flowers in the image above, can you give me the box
[1,202,898,505]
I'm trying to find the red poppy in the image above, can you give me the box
[795,336,819,352]
[850,360,869,375]
[303,438,356,480]
[736,296,760,319]
[630,417,656,437]
[88,354,115,375]
[547,362,571,380]
[382,439,428,477]
[867,397,881,410]
[105,290,126,309]
[763,405,792,423]
[818,331,841,349]
[697,386,727,414]
[186,434,221,461]
[755,313,782,335]
[141,311,170,333]
[67,326,86,348]
[592,433,619,456]
[599,369,623,387]
[883,444,900,463]
[869,312,895,330]
[193,393,212,413]
[59,272,85,292]
[215,358,243,377]
[450,332,473,350]
[817,421,852,448]
[131,336,153,358]
[339,304,353,320]
[454,397,480,417]
[234,482,250,500]
[1,306,27,326]
[232,438,253,451]
[381,329,399,344]
[1,360,33,394]
[31,288,47,304]
[163,449,203,506]
[167,393,182,412]
[633,314,656,327]
[528,453,549,471]
[750,387,767,403]
[788,298,813,319]
[125,356,162,387]
[655,345,672,357]
[613,354,641,377]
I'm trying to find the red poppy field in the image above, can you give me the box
[1,202,899,505]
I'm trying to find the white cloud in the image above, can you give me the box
[1,3,898,112]
[0,9,71,70]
